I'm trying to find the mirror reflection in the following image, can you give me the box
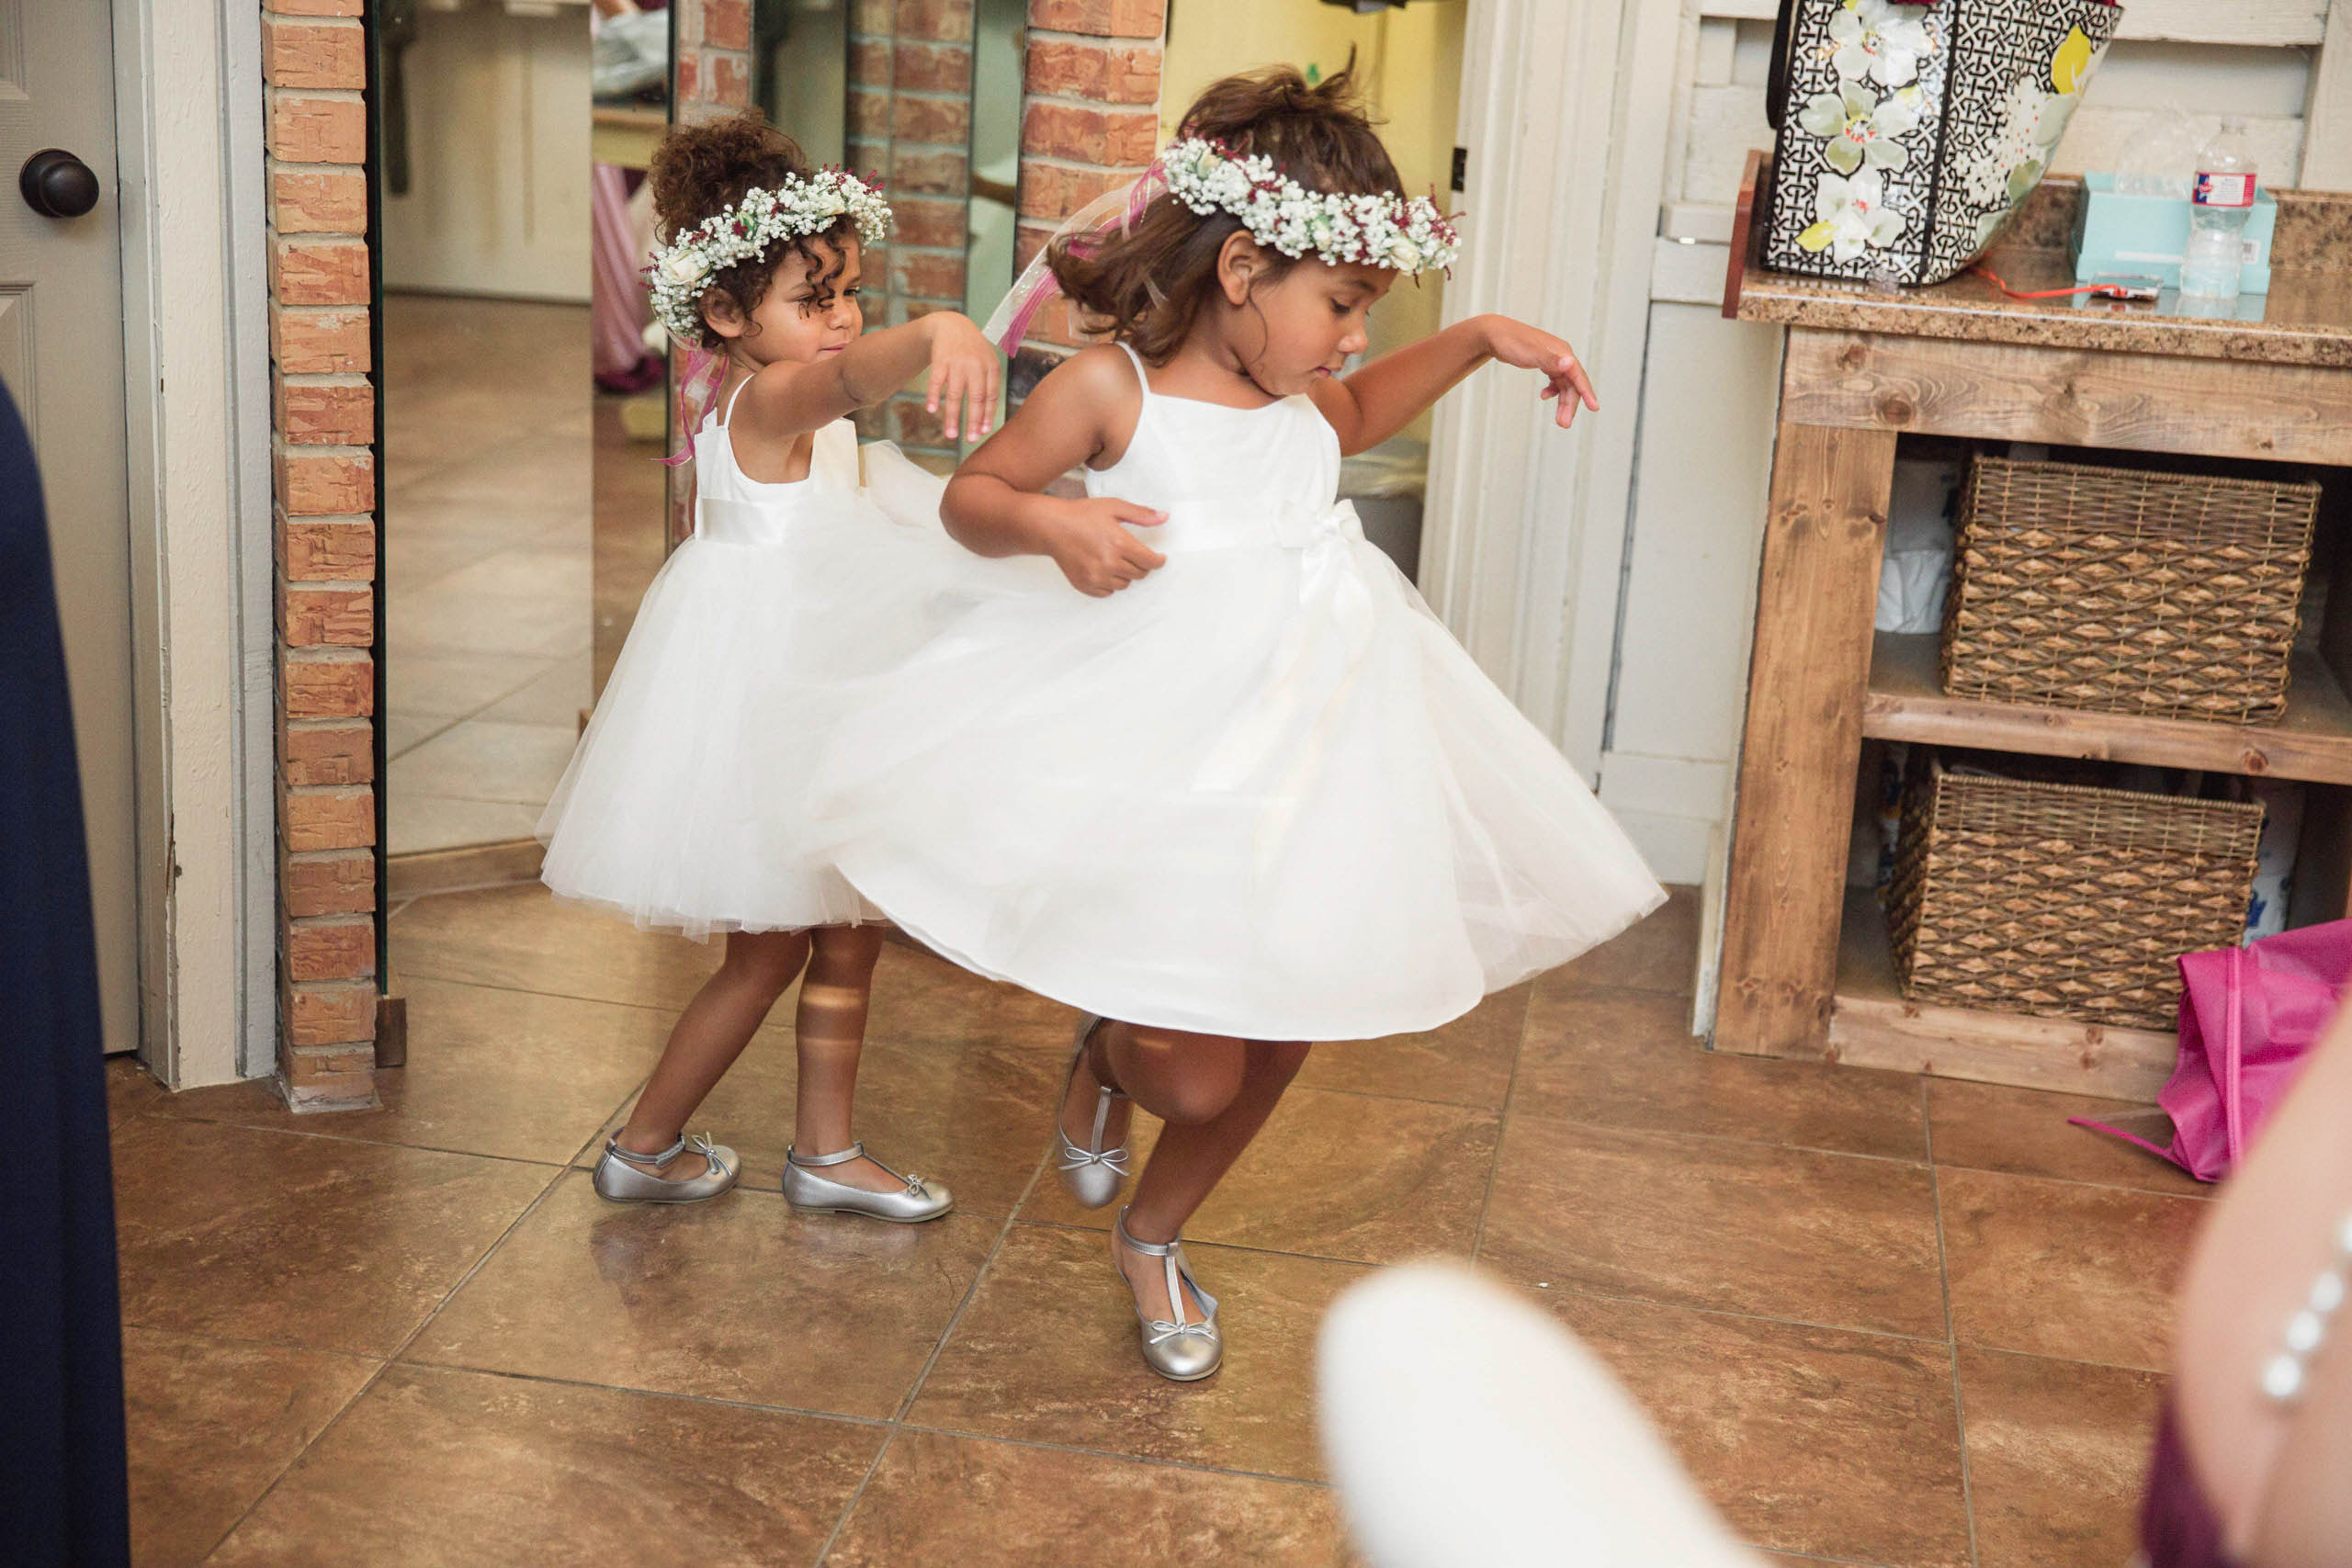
[375,0,1462,882]
[379,0,603,874]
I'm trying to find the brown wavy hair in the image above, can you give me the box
[647,111,858,351]
[1046,62,1405,365]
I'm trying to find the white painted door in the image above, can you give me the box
[0,6,136,1051]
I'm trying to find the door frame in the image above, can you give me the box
[1420,0,1687,777]
[110,0,278,1087]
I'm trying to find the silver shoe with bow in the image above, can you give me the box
[593,1133,740,1203]
[1116,1207,1222,1382]
[1056,1014,1132,1209]
[783,1142,954,1223]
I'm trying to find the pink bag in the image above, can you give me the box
[2075,919,2352,1181]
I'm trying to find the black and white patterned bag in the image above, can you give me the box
[1759,0,2122,286]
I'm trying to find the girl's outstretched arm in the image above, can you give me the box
[735,311,1001,444]
[943,346,1168,597]
[1308,313,1600,457]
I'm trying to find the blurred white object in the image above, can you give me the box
[2115,107,2200,199]
[594,6,669,99]
[1318,1263,1762,1568]
[1875,457,1960,635]
[2245,779,2305,942]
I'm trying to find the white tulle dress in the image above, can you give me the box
[537,384,956,937]
[786,344,1666,1041]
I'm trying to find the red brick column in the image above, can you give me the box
[847,0,978,463]
[674,0,752,123]
[265,0,379,1109]
[1011,0,1164,398]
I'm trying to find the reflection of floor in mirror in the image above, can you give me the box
[383,292,594,856]
[112,884,2198,1568]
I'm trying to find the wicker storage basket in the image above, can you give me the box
[1940,457,2321,724]
[1886,756,2263,1031]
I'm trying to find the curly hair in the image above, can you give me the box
[647,111,858,350]
[1046,61,1405,365]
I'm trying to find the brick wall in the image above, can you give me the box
[669,0,1165,452]
[1009,0,1163,400]
[673,0,752,121]
[847,0,979,465]
[266,0,380,1111]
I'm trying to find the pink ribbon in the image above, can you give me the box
[659,346,726,468]
[989,163,1167,356]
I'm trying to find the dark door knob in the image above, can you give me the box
[19,149,99,219]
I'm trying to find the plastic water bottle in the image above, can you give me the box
[2180,118,2257,299]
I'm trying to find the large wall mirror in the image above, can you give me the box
[372,0,1460,895]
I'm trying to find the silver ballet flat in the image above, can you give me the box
[592,1132,740,1203]
[1115,1207,1222,1382]
[783,1142,954,1223]
[1055,1013,1131,1209]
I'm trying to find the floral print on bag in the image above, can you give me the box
[1827,0,1934,88]
[1950,26,2103,246]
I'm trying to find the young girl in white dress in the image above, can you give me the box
[791,67,1666,1377]
[538,113,998,1219]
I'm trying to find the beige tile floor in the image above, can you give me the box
[111,884,2206,1567]
[383,294,596,854]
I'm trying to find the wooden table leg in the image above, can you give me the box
[1714,417,1898,1057]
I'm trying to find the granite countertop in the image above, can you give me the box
[1731,175,2352,368]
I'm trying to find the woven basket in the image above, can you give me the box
[1940,457,2321,724]
[1886,757,2262,1031]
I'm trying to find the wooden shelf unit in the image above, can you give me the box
[1713,155,2352,1096]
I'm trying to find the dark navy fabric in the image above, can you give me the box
[0,378,130,1567]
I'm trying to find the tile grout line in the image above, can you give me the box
[363,1356,900,1431]
[191,1160,574,1561]
[889,1420,1343,1490]
[140,1108,582,1171]
[1467,1000,1535,1267]
[812,1145,1057,1566]
[1001,1222,1957,1348]
[1927,1073,1983,1568]
[1501,1100,2210,1200]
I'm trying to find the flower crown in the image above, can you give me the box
[1159,137,1459,276]
[644,167,892,339]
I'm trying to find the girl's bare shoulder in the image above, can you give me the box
[1035,343,1142,402]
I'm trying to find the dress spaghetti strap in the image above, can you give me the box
[1113,340,1152,400]
[720,374,754,426]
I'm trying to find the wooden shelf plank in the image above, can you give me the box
[1862,632,2352,785]
[1830,886,2176,1100]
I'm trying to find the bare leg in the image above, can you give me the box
[1090,1022,1312,1321]
[616,928,810,1179]
[791,922,906,1194]
[1058,1017,1136,1166]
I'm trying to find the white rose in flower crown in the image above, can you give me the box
[662,250,710,285]
[1386,236,1422,270]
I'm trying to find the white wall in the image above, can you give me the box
[384,2,592,301]
[1600,301,1779,885]
[1599,0,2351,887]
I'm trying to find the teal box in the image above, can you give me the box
[2070,173,2276,294]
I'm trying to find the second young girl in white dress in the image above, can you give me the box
[539,112,995,1221]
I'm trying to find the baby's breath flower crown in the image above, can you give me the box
[644,167,891,340]
[1160,137,1459,276]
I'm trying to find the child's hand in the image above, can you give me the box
[1038,495,1168,597]
[1480,316,1600,429]
[922,312,1003,444]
